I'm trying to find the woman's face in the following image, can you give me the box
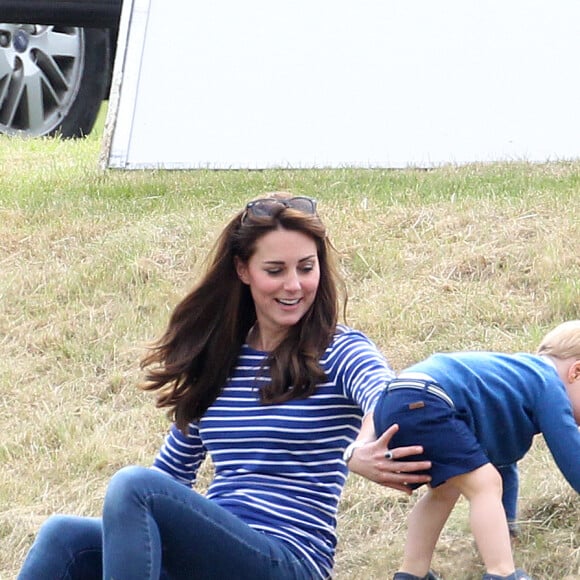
[236,228,320,349]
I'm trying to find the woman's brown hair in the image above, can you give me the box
[140,193,345,432]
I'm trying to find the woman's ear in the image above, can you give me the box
[234,256,249,285]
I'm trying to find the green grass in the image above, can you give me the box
[1,109,579,578]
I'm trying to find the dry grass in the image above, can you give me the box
[0,121,579,578]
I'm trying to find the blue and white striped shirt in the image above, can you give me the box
[152,326,394,578]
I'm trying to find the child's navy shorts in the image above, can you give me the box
[373,376,490,488]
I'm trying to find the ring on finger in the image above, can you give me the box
[385,450,394,460]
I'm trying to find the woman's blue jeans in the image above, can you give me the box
[18,466,315,580]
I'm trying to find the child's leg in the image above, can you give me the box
[399,482,460,576]
[450,463,515,576]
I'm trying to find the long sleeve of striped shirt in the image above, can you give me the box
[152,325,394,579]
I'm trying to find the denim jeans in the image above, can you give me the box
[18,466,316,580]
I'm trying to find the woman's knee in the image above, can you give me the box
[36,514,79,543]
[104,465,159,516]
[33,515,102,551]
[19,516,102,580]
[105,464,149,498]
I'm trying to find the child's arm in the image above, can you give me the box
[537,389,580,492]
[497,462,520,536]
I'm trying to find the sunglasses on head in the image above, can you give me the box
[241,196,318,224]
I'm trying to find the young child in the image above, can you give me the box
[373,320,580,580]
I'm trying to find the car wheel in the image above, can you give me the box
[0,24,111,138]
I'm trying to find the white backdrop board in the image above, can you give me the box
[102,0,580,170]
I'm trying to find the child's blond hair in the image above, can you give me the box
[537,320,580,359]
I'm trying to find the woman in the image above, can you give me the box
[18,193,431,580]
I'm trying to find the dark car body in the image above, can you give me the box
[0,0,121,28]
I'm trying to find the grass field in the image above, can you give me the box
[0,113,579,579]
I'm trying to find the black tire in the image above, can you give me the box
[0,25,111,138]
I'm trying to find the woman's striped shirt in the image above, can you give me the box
[152,326,394,579]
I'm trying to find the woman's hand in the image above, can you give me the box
[347,423,431,494]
